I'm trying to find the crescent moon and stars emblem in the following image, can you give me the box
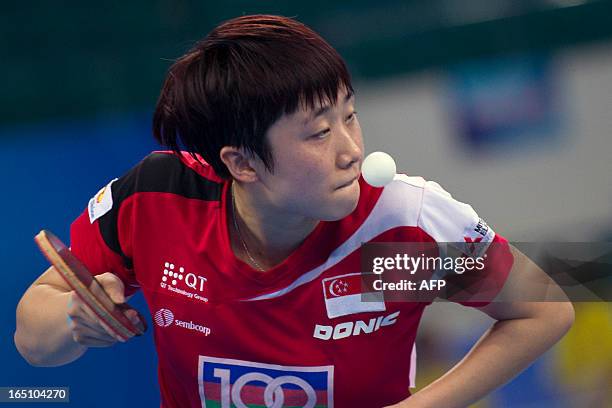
[329,279,349,297]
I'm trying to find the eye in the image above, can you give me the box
[311,128,331,139]
[308,111,357,139]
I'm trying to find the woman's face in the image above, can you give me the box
[253,88,364,221]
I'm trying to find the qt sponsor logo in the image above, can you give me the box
[159,261,208,303]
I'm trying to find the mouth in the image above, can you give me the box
[336,176,358,190]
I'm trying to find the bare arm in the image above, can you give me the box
[14,266,135,367]
[15,266,85,366]
[389,245,575,408]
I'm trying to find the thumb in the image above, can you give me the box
[96,272,126,304]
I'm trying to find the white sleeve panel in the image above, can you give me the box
[418,181,496,255]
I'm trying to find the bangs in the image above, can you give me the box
[284,61,354,115]
[219,32,354,119]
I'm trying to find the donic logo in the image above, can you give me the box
[198,356,334,407]
[313,311,400,341]
[154,308,174,327]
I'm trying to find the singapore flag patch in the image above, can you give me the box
[88,178,117,224]
[322,273,385,319]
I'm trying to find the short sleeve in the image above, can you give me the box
[418,181,514,306]
[70,172,140,297]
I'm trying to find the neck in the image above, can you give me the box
[230,182,318,270]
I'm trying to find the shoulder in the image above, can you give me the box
[381,174,474,219]
[413,178,496,244]
[383,174,451,201]
[344,174,440,235]
[359,174,494,242]
[138,151,223,181]
[358,174,437,224]
[111,151,224,202]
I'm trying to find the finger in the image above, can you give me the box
[123,308,145,331]
[66,295,74,328]
[96,318,128,343]
[71,332,117,348]
[70,315,121,341]
[66,291,81,317]
[69,297,128,342]
[95,272,126,304]
[66,314,75,331]
[81,337,117,348]
[67,292,100,327]
[68,294,105,325]
[71,324,114,344]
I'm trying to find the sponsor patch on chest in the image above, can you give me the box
[198,356,334,407]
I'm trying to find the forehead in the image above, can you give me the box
[265,87,354,139]
[292,88,355,125]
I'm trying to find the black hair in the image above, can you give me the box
[153,14,353,179]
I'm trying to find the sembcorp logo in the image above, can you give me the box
[154,308,174,327]
[154,308,211,336]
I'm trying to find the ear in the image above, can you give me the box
[219,146,259,183]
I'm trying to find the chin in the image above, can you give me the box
[321,184,361,221]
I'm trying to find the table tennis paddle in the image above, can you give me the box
[34,230,146,341]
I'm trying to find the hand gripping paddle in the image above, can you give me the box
[34,230,146,341]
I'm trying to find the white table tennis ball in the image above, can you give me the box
[361,151,396,187]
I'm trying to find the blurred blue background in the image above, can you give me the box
[2,1,611,407]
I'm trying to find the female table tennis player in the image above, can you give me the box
[15,15,574,408]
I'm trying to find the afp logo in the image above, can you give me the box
[198,356,333,407]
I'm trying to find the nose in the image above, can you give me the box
[336,128,363,170]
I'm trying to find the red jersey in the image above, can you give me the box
[70,151,512,408]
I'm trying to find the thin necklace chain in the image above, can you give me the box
[231,184,265,272]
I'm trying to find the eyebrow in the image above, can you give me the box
[302,91,355,125]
